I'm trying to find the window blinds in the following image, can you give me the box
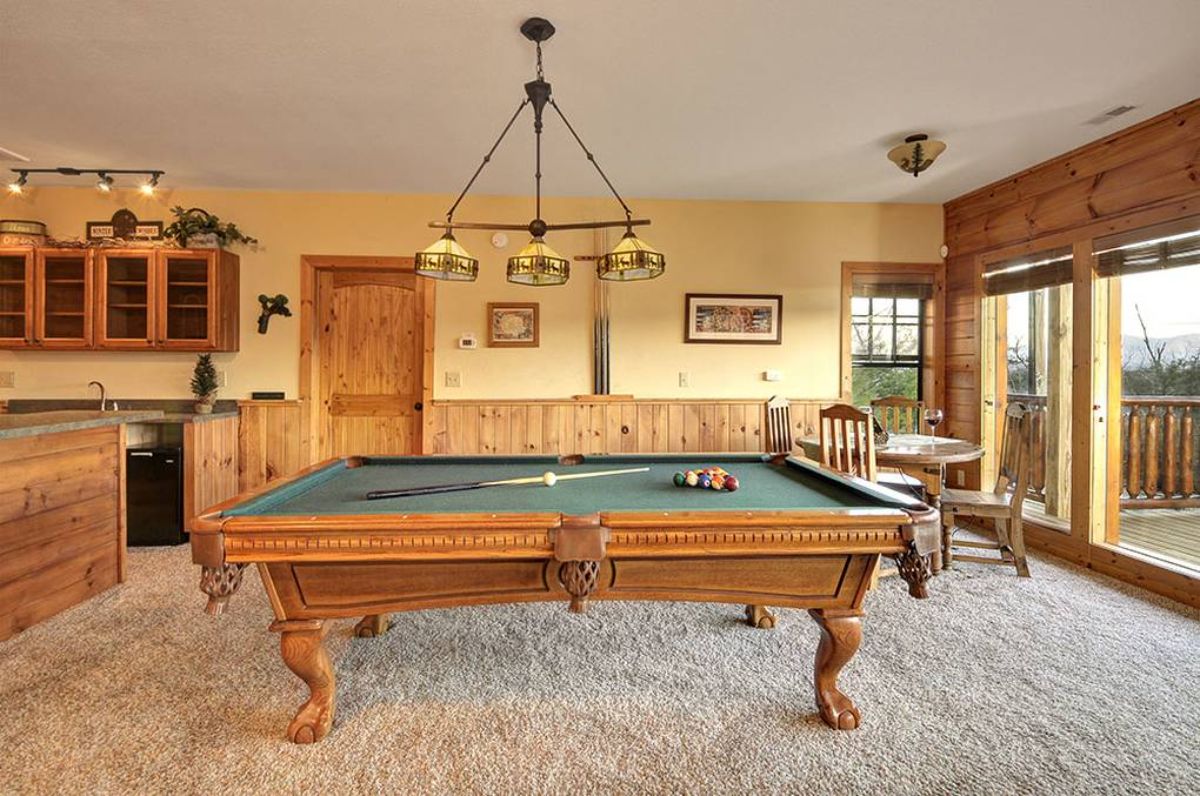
[850,274,933,300]
[982,246,1073,296]
[1094,216,1200,278]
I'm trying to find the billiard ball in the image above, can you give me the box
[673,472,686,487]
[685,471,699,487]
[724,475,740,492]
[542,471,558,487]
[697,474,711,489]
[711,475,725,491]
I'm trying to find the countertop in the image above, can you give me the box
[140,412,240,424]
[0,410,166,441]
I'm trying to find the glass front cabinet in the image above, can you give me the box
[0,248,238,351]
[0,249,34,345]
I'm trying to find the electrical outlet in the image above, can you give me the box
[0,370,14,388]
[216,369,229,388]
[445,371,462,388]
[955,470,965,486]
[678,371,690,388]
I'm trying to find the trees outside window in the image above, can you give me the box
[850,297,922,405]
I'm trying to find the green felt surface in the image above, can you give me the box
[225,455,912,517]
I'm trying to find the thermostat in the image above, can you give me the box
[491,232,509,249]
[458,333,478,349]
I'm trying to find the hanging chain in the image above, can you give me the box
[536,41,544,80]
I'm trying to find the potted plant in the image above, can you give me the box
[191,353,219,414]
[164,206,258,249]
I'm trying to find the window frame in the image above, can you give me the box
[839,261,944,409]
[849,296,925,402]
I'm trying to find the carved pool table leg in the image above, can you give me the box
[271,619,335,744]
[354,614,391,638]
[807,608,862,730]
[744,604,777,629]
[199,563,248,615]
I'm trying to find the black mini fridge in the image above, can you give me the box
[126,446,185,546]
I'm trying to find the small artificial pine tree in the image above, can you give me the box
[191,354,219,402]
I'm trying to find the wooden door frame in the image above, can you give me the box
[298,255,435,464]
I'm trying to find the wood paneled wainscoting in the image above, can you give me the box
[424,399,832,456]
[235,398,834,490]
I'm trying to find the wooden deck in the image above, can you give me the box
[1024,501,1200,570]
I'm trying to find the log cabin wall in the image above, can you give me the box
[943,98,1200,489]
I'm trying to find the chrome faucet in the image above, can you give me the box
[88,381,107,412]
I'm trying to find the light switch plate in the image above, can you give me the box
[763,369,782,382]
[678,371,690,388]
[0,370,14,388]
[216,369,229,388]
[445,371,462,388]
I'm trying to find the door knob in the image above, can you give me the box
[414,402,423,412]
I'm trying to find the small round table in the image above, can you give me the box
[800,433,986,572]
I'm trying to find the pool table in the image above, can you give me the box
[191,453,938,743]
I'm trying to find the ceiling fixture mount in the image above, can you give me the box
[414,16,664,285]
[6,167,166,195]
[887,134,946,178]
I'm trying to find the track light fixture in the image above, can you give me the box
[4,167,166,194]
[7,171,28,195]
[139,172,162,196]
[415,16,664,285]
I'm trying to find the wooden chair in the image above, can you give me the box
[871,395,926,435]
[765,395,795,454]
[868,395,928,499]
[818,403,876,480]
[941,403,1033,577]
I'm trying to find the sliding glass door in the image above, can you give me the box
[1096,218,1200,571]
[981,248,1074,531]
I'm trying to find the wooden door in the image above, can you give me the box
[312,263,432,458]
[157,250,216,349]
[35,250,94,348]
[0,249,34,347]
[96,250,155,348]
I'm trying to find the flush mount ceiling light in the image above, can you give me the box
[5,167,165,195]
[414,16,665,285]
[887,134,946,178]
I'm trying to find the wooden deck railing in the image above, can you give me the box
[1011,393,1200,509]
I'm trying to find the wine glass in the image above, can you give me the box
[923,408,945,445]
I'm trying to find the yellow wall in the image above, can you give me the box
[0,187,942,401]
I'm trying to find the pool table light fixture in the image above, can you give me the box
[414,16,665,285]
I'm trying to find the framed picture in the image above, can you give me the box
[684,293,783,344]
[487,302,539,347]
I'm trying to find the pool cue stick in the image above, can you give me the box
[365,466,650,500]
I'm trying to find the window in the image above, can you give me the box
[850,296,923,404]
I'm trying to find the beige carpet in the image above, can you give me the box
[1,546,1197,795]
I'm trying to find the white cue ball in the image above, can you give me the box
[542,471,558,487]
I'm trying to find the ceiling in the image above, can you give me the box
[3,0,1199,204]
